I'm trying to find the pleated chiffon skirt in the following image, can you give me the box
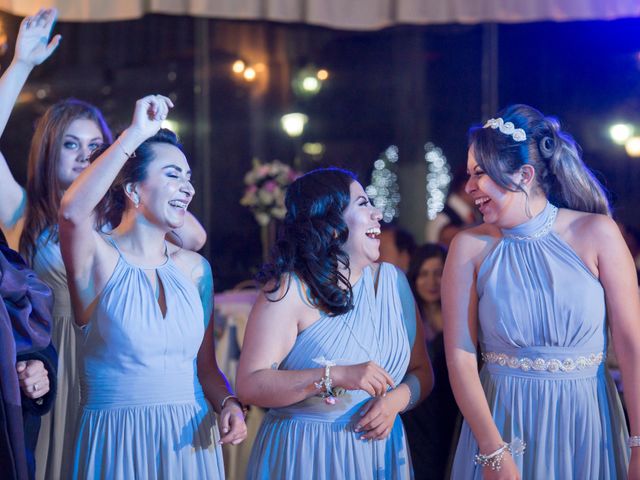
[247,411,413,479]
[72,399,224,479]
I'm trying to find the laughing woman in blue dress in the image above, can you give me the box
[59,95,247,478]
[444,104,640,479]
[237,168,434,479]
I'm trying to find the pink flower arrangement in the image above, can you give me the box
[240,159,302,226]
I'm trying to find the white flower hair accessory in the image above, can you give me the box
[483,117,527,142]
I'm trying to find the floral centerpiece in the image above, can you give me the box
[241,159,302,261]
[240,159,301,226]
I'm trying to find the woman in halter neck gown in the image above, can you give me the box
[0,13,207,479]
[238,168,434,479]
[59,95,246,478]
[444,104,640,479]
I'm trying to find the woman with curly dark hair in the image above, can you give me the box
[238,167,433,479]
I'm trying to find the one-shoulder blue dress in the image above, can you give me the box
[451,202,629,479]
[247,263,415,479]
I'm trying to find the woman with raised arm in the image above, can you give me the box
[444,104,639,479]
[0,11,207,479]
[58,95,246,478]
[237,167,433,479]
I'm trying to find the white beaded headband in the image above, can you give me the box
[483,117,527,142]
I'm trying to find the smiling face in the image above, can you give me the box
[465,147,526,228]
[415,256,444,305]
[56,118,104,189]
[132,143,195,230]
[341,181,383,271]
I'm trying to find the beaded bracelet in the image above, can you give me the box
[628,435,640,448]
[474,438,526,471]
[314,363,335,398]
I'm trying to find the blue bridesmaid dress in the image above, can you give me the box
[72,239,225,479]
[247,263,415,479]
[451,202,629,479]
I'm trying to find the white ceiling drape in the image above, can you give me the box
[2,0,640,27]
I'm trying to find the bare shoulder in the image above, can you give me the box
[448,223,502,269]
[555,209,620,246]
[252,272,319,330]
[259,273,312,312]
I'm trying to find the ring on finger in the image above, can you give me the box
[33,383,39,392]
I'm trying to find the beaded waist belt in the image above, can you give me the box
[482,351,604,374]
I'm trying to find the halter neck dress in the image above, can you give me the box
[451,202,629,479]
[247,263,415,479]
[71,238,224,479]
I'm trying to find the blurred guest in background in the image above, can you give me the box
[378,224,416,272]
[425,167,479,247]
[402,243,459,479]
[618,221,640,284]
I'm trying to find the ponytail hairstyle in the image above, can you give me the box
[469,104,610,215]
[257,167,357,316]
[93,128,182,231]
[21,99,112,261]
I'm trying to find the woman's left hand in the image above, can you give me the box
[355,396,399,441]
[15,9,61,68]
[16,359,50,400]
[218,400,248,446]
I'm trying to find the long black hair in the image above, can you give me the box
[257,167,357,315]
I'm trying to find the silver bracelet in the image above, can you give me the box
[474,438,526,471]
[399,373,420,413]
[628,435,640,448]
[314,363,334,398]
[220,394,248,417]
[115,139,136,158]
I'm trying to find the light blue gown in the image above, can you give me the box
[32,231,79,479]
[247,263,415,479]
[71,239,225,479]
[451,202,629,479]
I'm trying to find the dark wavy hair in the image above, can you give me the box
[93,128,183,230]
[21,98,112,261]
[469,104,610,215]
[406,243,447,315]
[257,167,357,316]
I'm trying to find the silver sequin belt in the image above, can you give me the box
[482,351,604,373]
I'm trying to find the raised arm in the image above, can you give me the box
[594,216,640,479]
[0,9,60,136]
[0,9,60,239]
[59,95,172,319]
[442,232,519,478]
[167,211,207,251]
[236,277,395,408]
